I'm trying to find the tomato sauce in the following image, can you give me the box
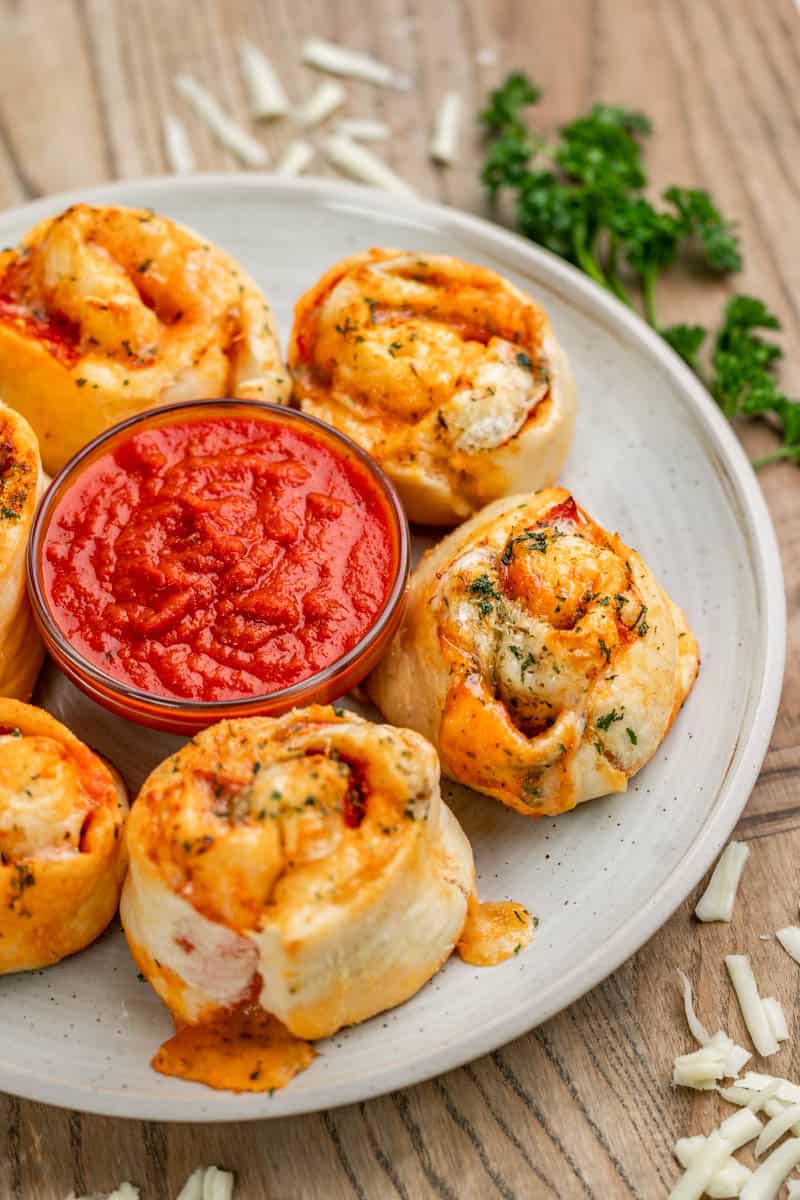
[0,259,81,367]
[41,415,397,701]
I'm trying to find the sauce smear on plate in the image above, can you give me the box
[152,1008,314,1093]
[457,897,535,966]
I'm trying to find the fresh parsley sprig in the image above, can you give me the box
[480,73,798,467]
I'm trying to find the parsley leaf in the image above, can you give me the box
[596,708,624,732]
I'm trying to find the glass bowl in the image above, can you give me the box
[27,399,410,734]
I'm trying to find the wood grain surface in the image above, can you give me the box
[0,0,798,1196]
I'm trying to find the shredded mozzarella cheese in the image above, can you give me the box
[66,1184,139,1200]
[162,113,195,174]
[175,75,267,166]
[674,977,751,1081]
[275,140,315,177]
[335,118,390,141]
[67,1166,233,1200]
[678,969,712,1043]
[301,39,409,89]
[718,1084,779,1112]
[762,997,789,1044]
[719,1107,765,1149]
[740,1138,800,1198]
[673,1042,729,1090]
[669,1131,737,1200]
[776,927,800,966]
[323,135,415,195]
[674,1149,751,1199]
[430,92,462,165]
[695,842,750,922]
[176,1166,234,1200]
[725,956,780,1057]
[675,1135,707,1165]
[735,1074,800,1104]
[673,1110,761,1197]
[296,80,345,129]
[676,1109,762,1160]
[755,1104,800,1157]
[239,40,289,119]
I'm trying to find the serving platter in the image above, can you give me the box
[0,174,785,1121]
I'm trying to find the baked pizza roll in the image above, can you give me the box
[0,700,129,973]
[288,249,576,525]
[368,488,699,817]
[121,706,474,1049]
[0,403,46,699]
[0,204,290,473]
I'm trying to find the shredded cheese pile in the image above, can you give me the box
[669,841,800,1198]
[67,1166,233,1200]
[695,842,750,923]
[167,37,464,189]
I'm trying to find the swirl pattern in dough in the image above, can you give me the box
[289,249,576,525]
[0,204,290,473]
[368,488,700,817]
[121,705,474,1044]
[0,403,46,699]
[0,700,129,973]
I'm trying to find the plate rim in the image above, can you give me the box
[0,172,786,1121]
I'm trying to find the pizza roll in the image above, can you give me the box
[288,249,576,525]
[368,488,700,817]
[0,700,129,973]
[0,204,290,473]
[0,403,46,700]
[121,705,474,1046]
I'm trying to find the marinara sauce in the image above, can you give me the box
[41,413,397,702]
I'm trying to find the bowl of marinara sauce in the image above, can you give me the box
[27,400,409,733]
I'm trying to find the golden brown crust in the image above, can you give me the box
[0,404,45,700]
[0,204,290,473]
[121,705,474,1039]
[288,249,576,525]
[0,700,129,973]
[368,488,700,817]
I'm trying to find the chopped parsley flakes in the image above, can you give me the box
[596,708,624,732]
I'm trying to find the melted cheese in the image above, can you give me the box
[121,705,481,1090]
[153,1009,314,1093]
[289,251,576,525]
[0,700,128,974]
[0,734,90,859]
[0,205,289,473]
[0,403,45,700]
[368,488,699,817]
[456,897,535,966]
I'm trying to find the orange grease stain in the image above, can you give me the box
[457,896,535,967]
[152,1009,315,1093]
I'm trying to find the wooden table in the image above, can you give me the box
[1,1,797,1195]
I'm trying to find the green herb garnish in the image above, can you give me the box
[479,74,798,466]
[596,708,624,732]
[501,529,548,565]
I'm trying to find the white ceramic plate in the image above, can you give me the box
[0,176,785,1121]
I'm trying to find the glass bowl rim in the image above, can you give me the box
[26,397,410,717]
